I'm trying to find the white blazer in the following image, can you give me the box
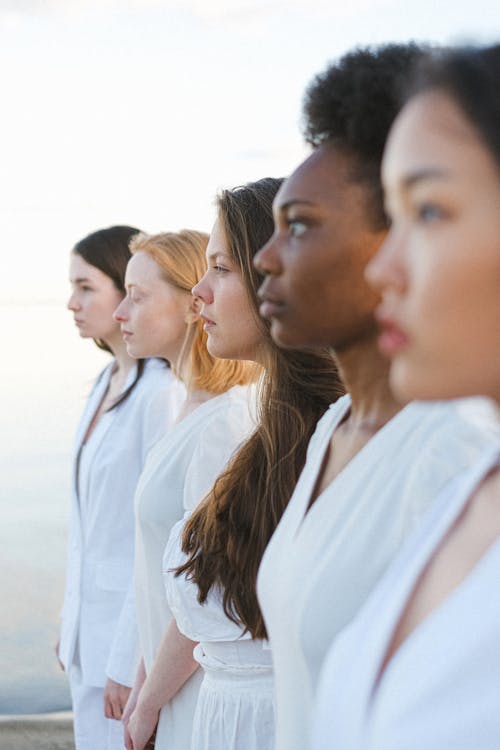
[59,358,182,688]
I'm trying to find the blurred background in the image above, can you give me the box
[1,0,499,714]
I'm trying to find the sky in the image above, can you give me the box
[1,0,499,303]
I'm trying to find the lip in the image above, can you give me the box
[200,313,216,330]
[257,283,286,320]
[121,329,133,339]
[74,319,84,327]
[375,307,409,357]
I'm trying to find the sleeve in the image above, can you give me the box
[106,366,182,685]
[105,583,139,687]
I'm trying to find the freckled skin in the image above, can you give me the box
[114,251,191,361]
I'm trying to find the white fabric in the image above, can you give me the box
[134,385,256,750]
[313,444,500,750]
[59,359,181,689]
[163,518,274,750]
[257,395,499,750]
[69,655,128,750]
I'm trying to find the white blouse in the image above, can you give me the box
[257,395,499,750]
[134,385,256,749]
[313,444,500,750]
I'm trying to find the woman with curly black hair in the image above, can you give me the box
[313,42,500,750]
[254,44,498,750]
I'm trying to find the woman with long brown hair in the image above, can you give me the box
[113,230,259,750]
[160,178,343,750]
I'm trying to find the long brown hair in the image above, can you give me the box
[175,178,344,638]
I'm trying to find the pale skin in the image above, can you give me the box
[121,230,264,750]
[365,91,500,681]
[64,252,137,718]
[114,250,218,749]
[124,622,199,750]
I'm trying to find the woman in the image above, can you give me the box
[161,178,342,750]
[253,45,498,750]
[313,44,500,750]
[114,230,259,750]
[59,226,178,750]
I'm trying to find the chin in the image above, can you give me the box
[270,317,329,350]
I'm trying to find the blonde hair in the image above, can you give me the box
[130,230,258,393]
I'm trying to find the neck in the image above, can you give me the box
[106,333,137,378]
[333,335,405,430]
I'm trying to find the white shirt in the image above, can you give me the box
[257,395,499,750]
[59,359,181,687]
[313,443,500,750]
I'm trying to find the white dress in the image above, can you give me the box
[257,395,499,750]
[313,443,500,750]
[134,385,256,750]
[164,519,274,750]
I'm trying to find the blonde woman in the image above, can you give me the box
[113,230,258,750]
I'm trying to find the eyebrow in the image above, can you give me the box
[207,251,232,260]
[72,276,92,284]
[402,168,450,189]
[277,199,316,212]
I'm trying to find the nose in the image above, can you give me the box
[113,296,129,322]
[254,233,281,275]
[192,272,213,304]
[67,290,79,312]
[365,225,407,295]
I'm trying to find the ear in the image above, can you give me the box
[185,295,201,324]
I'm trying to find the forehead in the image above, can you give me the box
[126,251,163,282]
[382,91,494,186]
[69,252,101,280]
[206,218,230,257]
[276,144,366,209]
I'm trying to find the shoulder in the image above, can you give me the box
[132,360,178,400]
[402,398,500,446]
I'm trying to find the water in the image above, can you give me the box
[0,302,109,714]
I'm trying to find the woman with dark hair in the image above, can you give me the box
[253,45,498,750]
[313,43,500,750]
[58,226,180,750]
[124,178,342,750]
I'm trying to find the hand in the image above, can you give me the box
[104,678,132,720]
[55,639,64,671]
[125,701,159,750]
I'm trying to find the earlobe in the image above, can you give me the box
[185,296,201,324]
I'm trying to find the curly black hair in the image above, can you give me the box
[302,43,426,228]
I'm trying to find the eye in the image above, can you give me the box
[417,203,444,223]
[213,264,229,274]
[287,219,307,238]
[81,285,92,292]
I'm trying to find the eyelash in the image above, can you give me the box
[213,264,229,274]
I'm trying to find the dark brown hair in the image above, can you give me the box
[175,178,344,638]
[73,225,147,410]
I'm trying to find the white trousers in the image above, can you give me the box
[69,663,125,750]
